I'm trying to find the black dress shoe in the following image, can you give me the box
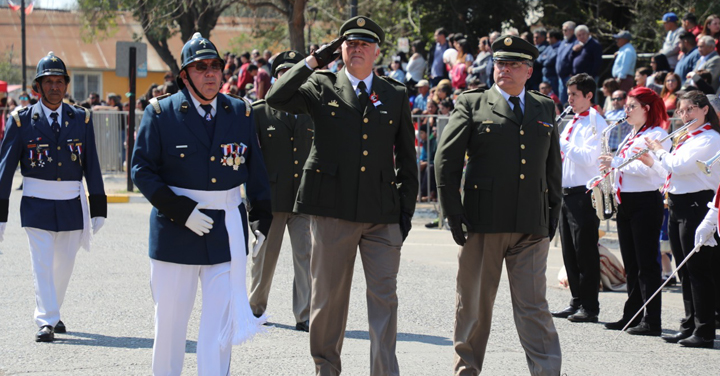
[35,325,54,342]
[551,306,578,318]
[567,308,598,323]
[662,331,692,343]
[295,320,309,332]
[54,320,66,334]
[604,318,640,330]
[678,335,714,348]
[626,322,661,336]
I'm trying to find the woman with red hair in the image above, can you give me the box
[598,86,671,336]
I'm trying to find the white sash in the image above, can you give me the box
[22,177,91,251]
[168,185,266,348]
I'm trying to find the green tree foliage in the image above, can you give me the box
[0,49,22,85]
[77,0,236,75]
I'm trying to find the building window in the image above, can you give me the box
[72,72,102,103]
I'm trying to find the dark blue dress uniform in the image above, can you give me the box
[131,88,272,264]
[0,102,107,228]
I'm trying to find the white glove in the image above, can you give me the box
[0,222,6,242]
[694,206,718,248]
[252,230,265,257]
[185,203,214,236]
[91,217,105,235]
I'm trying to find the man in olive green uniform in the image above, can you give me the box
[249,50,314,332]
[266,16,417,376]
[435,36,562,376]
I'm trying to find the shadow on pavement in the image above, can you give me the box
[344,330,452,346]
[54,331,197,352]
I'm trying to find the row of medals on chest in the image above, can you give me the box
[221,142,247,171]
[27,140,82,168]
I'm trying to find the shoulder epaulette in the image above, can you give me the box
[528,89,551,100]
[225,93,252,117]
[460,87,486,95]
[381,75,405,87]
[10,106,27,127]
[149,93,171,114]
[251,99,266,108]
[315,69,334,75]
[72,104,92,124]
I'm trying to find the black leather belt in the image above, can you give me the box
[562,186,587,196]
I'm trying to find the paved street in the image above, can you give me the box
[0,179,719,375]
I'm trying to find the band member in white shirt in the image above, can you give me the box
[599,87,671,336]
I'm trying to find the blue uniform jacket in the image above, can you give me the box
[0,102,106,230]
[131,89,272,265]
[555,36,577,78]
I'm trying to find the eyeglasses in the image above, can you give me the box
[494,61,528,70]
[675,105,698,117]
[611,97,624,102]
[19,96,29,100]
[190,61,224,72]
[624,103,640,111]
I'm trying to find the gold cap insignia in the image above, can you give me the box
[504,37,512,46]
[289,52,296,58]
[50,56,58,62]
[357,18,366,27]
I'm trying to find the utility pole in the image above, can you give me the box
[21,0,27,91]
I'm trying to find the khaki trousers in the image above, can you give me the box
[249,211,312,322]
[309,216,402,376]
[454,233,562,376]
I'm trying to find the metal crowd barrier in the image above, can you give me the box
[91,110,143,172]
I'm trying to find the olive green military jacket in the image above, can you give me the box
[253,100,315,213]
[265,62,418,224]
[435,86,562,236]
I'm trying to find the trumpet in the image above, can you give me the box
[556,106,573,125]
[696,150,720,175]
[614,118,698,171]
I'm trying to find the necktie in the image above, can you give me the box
[200,104,213,122]
[509,96,523,124]
[49,112,60,139]
[357,81,369,110]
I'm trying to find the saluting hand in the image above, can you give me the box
[311,36,346,69]
[185,203,214,236]
[447,214,471,246]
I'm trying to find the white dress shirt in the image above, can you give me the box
[654,128,720,194]
[345,69,374,96]
[560,108,607,187]
[40,99,62,128]
[494,85,526,113]
[188,94,217,118]
[610,126,671,192]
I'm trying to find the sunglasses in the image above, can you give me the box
[611,97,624,102]
[190,61,224,72]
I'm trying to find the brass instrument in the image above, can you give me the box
[696,150,720,175]
[614,118,698,171]
[587,118,625,219]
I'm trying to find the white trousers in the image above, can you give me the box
[25,228,82,328]
[150,259,232,376]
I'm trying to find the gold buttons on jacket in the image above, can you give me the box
[316,169,320,173]
[295,160,299,165]
[486,127,491,132]
[363,150,368,156]
[474,184,478,189]
[269,134,272,138]
[361,166,366,172]
[520,130,525,135]
[363,118,369,124]
[57,178,61,181]
[295,173,299,178]
[293,147,297,152]
[290,137,294,141]
[521,159,526,164]
[331,112,336,116]
[211,178,217,183]
[210,156,216,161]
[520,174,525,180]
[57,146,61,150]
[520,144,525,149]
[58,162,62,167]
[363,134,368,139]
[180,153,185,158]
[389,120,393,124]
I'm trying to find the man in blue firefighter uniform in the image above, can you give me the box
[131,33,272,375]
[0,52,107,342]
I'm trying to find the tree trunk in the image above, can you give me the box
[288,0,308,53]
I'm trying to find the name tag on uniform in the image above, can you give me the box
[380,111,388,114]
[176,145,188,149]
[482,120,494,124]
